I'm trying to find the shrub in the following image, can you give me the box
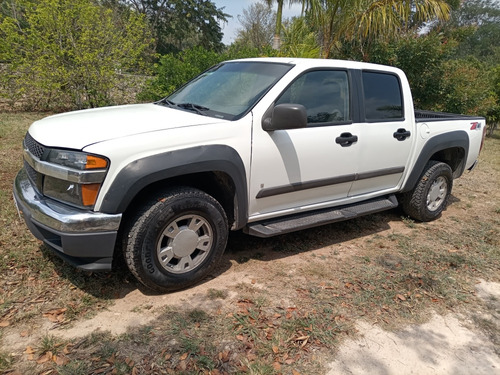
[138,45,266,101]
[0,0,154,110]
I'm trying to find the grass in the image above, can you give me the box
[0,113,134,330]
[207,288,229,300]
[0,113,499,374]
[0,350,13,373]
[38,334,63,355]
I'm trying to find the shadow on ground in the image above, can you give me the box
[39,203,409,300]
[40,189,468,300]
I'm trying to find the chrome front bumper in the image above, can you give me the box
[13,169,122,271]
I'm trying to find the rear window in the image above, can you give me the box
[362,71,403,121]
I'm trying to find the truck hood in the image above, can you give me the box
[28,104,225,150]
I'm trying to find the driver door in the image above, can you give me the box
[249,69,360,219]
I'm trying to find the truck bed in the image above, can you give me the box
[415,110,484,122]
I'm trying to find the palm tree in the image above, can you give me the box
[308,0,451,59]
[264,0,307,50]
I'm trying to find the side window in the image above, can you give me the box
[362,71,403,121]
[276,70,350,125]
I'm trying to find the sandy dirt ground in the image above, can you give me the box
[327,281,500,375]
[6,268,497,375]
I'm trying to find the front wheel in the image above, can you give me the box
[400,161,453,222]
[124,187,228,292]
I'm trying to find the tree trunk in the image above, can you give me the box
[272,0,284,50]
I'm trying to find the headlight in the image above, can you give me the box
[42,150,108,208]
[47,149,108,170]
[23,142,109,209]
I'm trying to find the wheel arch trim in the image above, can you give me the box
[99,145,248,228]
[402,130,469,193]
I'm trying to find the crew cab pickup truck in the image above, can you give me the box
[14,58,487,292]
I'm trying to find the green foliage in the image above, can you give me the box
[435,58,497,116]
[436,0,500,126]
[441,0,500,64]
[368,33,456,110]
[115,0,229,55]
[137,47,222,101]
[359,32,498,119]
[0,0,154,110]
[304,0,451,58]
[39,334,63,354]
[280,17,321,58]
[138,45,267,101]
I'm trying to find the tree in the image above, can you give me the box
[0,0,154,109]
[357,30,498,121]
[488,65,500,135]
[138,47,223,100]
[116,0,229,54]
[264,0,305,50]
[138,45,264,101]
[432,0,500,131]
[366,32,456,109]
[436,58,497,116]
[438,0,500,63]
[280,17,320,57]
[236,1,276,51]
[306,0,451,59]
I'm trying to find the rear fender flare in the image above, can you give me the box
[402,131,469,192]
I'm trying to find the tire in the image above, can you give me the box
[124,187,228,292]
[400,161,453,222]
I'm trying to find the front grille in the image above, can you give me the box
[24,132,46,159]
[24,160,43,193]
[24,160,38,182]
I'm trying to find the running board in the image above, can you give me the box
[245,195,398,238]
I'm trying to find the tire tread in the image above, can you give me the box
[400,161,453,222]
[123,187,228,292]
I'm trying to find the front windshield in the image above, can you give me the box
[165,61,293,120]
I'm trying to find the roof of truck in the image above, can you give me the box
[225,57,404,75]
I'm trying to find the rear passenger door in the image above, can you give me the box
[348,70,413,197]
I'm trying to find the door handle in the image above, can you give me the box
[393,128,411,141]
[335,132,358,147]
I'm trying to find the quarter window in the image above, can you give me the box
[276,70,350,125]
[362,71,403,121]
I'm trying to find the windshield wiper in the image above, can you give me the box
[156,98,182,108]
[158,98,178,107]
[156,98,177,108]
[158,99,210,116]
[176,102,210,116]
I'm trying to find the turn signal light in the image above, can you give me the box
[82,183,101,206]
[86,155,108,169]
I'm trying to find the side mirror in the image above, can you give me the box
[262,104,307,131]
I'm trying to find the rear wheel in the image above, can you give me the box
[124,187,228,292]
[401,161,453,222]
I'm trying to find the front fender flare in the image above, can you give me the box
[99,145,248,228]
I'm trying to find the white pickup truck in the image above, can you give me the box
[14,58,487,292]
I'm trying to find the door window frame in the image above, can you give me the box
[273,68,355,127]
[358,69,405,123]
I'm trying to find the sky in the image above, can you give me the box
[213,0,303,45]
